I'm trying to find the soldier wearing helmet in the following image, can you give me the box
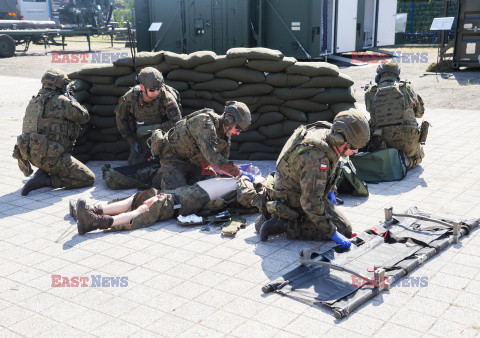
[115,67,182,165]
[257,109,370,248]
[150,101,252,190]
[365,62,427,169]
[12,68,94,196]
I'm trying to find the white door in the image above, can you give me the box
[18,0,51,21]
[376,0,397,46]
[335,0,358,53]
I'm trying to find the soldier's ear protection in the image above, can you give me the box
[223,113,236,129]
[330,131,346,146]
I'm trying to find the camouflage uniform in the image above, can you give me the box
[107,177,261,232]
[115,84,182,164]
[152,108,239,190]
[13,87,94,189]
[267,122,352,240]
[365,74,425,169]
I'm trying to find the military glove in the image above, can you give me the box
[239,163,252,171]
[137,125,157,137]
[331,231,351,249]
[240,171,255,182]
[328,190,337,205]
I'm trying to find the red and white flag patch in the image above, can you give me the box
[320,164,327,171]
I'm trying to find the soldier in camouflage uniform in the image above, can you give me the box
[115,67,182,165]
[258,109,370,248]
[150,101,251,190]
[12,68,95,196]
[364,62,427,169]
[73,176,263,235]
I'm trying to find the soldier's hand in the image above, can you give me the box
[136,125,156,137]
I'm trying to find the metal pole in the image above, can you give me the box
[258,0,263,46]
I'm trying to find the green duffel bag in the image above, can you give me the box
[349,148,408,183]
[102,161,160,190]
[336,159,369,197]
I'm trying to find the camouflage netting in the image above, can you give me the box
[68,47,357,161]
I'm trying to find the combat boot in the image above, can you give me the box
[21,169,52,196]
[260,215,288,242]
[76,199,113,235]
[69,199,103,221]
[255,214,266,233]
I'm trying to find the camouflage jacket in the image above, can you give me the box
[164,109,238,175]
[30,88,89,150]
[365,79,424,129]
[115,85,181,138]
[273,125,340,234]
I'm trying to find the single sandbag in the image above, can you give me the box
[251,111,284,128]
[256,96,285,107]
[264,73,309,87]
[195,56,246,72]
[86,130,121,143]
[90,84,130,96]
[280,106,307,122]
[164,51,216,68]
[89,115,117,129]
[74,75,115,85]
[182,99,224,114]
[229,151,250,160]
[258,120,303,138]
[91,104,117,117]
[73,90,90,103]
[256,105,281,114]
[307,109,336,123]
[69,79,91,92]
[248,152,278,160]
[273,87,323,100]
[330,102,357,115]
[77,64,133,77]
[311,87,356,104]
[286,62,339,77]
[100,127,122,136]
[192,79,238,91]
[231,96,261,106]
[179,89,197,99]
[227,47,284,61]
[87,95,119,105]
[283,100,328,112]
[90,140,129,155]
[263,136,289,147]
[299,74,354,88]
[216,67,265,83]
[164,80,189,91]
[167,69,214,83]
[114,51,164,67]
[246,57,296,72]
[231,130,265,142]
[142,63,180,74]
[71,141,94,155]
[239,142,278,153]
[230,142,239,151]
[91,153,117,161]
[212,92,228,104]
[116,152,129,161]
[195,91,213,100]
[221,83,273,98]
[115,73,136,87]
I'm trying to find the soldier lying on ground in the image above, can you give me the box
[115,67,182,165]
[149,101,252,190]
[13,68,95,196]
[364,62,427,169]
[72,176,264,235]
[257,109,370,249]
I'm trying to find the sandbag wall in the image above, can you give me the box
[69,48,356,161]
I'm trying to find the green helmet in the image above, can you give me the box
[224,101,251,131]
[332,109,370,149]
[41,68,69,90]
[138,67,164,88]
[376,62,400,76]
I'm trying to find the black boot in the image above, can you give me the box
[260,215,288,242]
[21,169,52,196]
[76,199,113,235]
[255,214,266,233]
[69,199,103,221]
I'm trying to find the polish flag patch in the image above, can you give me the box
[167,101,174,106]
[320,164,327,171]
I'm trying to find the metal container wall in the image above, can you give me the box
[453,0,480,68]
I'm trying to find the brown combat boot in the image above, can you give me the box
[21,169,52,196]
[69,200,103,221]
[260,215,288,242]
[76,199,113,235]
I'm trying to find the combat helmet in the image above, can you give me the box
[138,67,164,89]
[376,62,400,76]
[331,109,370,149]
[41,68,69,90]
[224,101,251,131]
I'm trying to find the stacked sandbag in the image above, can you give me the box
[68,79,92,163]
[69,48,357,162]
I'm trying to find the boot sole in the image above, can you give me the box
[76,199,88,235]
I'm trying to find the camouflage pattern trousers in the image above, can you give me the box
[286,200,353,241]
[30,153,95,189]
[153,153,203,190]
[381,124,424,169]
